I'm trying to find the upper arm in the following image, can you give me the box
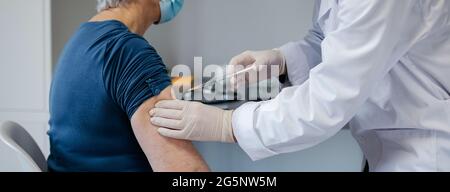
[131,87,209,172]
[103,35,208,171]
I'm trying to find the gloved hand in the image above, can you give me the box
[150,100,236,143]
[227,49,287,87]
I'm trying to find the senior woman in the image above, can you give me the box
[47,0,208,172]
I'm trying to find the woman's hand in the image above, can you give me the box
[227,49,287,88]
[150,100,236,143]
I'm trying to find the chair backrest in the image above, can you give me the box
[0,121,47,172]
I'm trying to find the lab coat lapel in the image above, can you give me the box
[318,0,334,19]
[317,0,337,34]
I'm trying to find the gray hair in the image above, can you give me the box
[96,0,127,12]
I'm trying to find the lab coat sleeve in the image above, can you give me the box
[233,0,421,161]
[279,1,324,86]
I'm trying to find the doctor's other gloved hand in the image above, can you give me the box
[227,49,287,87]
[150,100,236,143]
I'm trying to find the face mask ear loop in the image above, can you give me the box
[157,0,184,25]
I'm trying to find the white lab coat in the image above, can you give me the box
[232,0,450,172]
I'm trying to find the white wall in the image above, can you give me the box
[51,0,97,71]
[147,0,315,69]
[0,0,52,171]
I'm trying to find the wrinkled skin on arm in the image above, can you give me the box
[131,86,209,172]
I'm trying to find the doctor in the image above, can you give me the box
[150,0,450,172]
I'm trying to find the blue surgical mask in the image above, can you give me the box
[158,0,184,24]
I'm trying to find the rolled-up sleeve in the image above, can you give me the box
[103,35,171,119]
[232,102,278,161]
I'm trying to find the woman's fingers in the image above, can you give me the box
[158,128,185,140]
[150,108,183,120]
[155,100,186,110]
[150,117,183,130]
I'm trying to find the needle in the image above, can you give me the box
[184,65,256,94]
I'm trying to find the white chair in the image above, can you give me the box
[0,121,47,172]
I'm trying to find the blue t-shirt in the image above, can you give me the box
[47,20,171,172]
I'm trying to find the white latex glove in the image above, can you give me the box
[150,100,236,143]
[227,49,287,87]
